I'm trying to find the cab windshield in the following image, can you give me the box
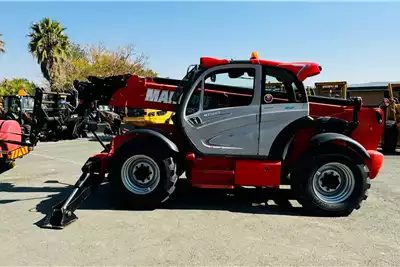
[21,96,35,112]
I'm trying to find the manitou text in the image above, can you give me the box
[145,89,177,104]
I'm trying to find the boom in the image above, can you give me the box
[73,56,322,112]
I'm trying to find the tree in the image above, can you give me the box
[27,17,70,89]
[0,78,37,96]
[0,33,5,54]
[69,42,86,60]
[53,42,158,91]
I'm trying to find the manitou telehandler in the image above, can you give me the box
[41,53,385,229]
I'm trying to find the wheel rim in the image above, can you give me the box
[312,162,355,204]
[121,155,160,195]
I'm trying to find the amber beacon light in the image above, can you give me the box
[250,52,259,59]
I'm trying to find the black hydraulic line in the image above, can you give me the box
[87,113,108,151]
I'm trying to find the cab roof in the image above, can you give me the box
[199,55,322,82]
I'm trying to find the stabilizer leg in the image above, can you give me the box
[40,168,96,229]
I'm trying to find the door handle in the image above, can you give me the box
[189,116,202,126]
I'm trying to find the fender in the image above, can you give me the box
[309,132,370,159]
[123,128,179,154]
[268,116,315,160]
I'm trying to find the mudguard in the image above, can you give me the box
[309,132,370,159]
[123,128,179,154]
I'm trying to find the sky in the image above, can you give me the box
[0,1,400,87]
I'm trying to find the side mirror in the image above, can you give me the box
[210,74,216,83]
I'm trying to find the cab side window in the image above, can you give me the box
[262,68,305,104]
[202,67,255,111]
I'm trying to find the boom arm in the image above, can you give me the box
[74,75,178,112]
[73,57,322,113]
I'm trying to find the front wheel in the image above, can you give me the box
[108,140,178,210]
[291,153,370,216]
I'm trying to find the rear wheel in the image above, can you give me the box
[108,139,178,210]
[291,153,370,216]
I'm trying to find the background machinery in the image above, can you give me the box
[0,89,35,139]
[314,81,348,98]
[116,107,174,127]
[381,83,400,153]
[0,86,87,174]
[29,88,85,141]
[41,53,384,229]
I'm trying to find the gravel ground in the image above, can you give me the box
[0,139,399,266]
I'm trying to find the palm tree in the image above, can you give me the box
[0,33,5,54]
[27,17,70,88]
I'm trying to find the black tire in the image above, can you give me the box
[108,137,178,210]
[291,152,370,216]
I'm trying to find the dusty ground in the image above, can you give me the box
[0,139,399,266]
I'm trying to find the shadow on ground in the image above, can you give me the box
[1,178,330,228]
[34,179,325,220]
[0,181,72,205]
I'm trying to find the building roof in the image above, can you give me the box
[348,81,400,91]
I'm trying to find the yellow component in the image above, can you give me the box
[8,146,30,160]
[250,52,259,59]
[123,109,174,126]
[17,89,26,96]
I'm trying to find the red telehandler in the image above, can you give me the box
[41,53,385,229]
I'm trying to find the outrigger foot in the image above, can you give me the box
[40,161,99,229]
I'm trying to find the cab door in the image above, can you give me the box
[178,64,262,156]
[258,67,309,157]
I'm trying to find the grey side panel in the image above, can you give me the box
[185,105,260,155]
[268,116,315,160]
[309,132,370,159]
[258,103,308,156]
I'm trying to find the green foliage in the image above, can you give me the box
[53,42,158,91]
[0,78,37,96]
[69,42,86,60]
[27,17,71,88]
[0,33,5,54]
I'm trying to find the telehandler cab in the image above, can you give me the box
[41,53,384,229]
